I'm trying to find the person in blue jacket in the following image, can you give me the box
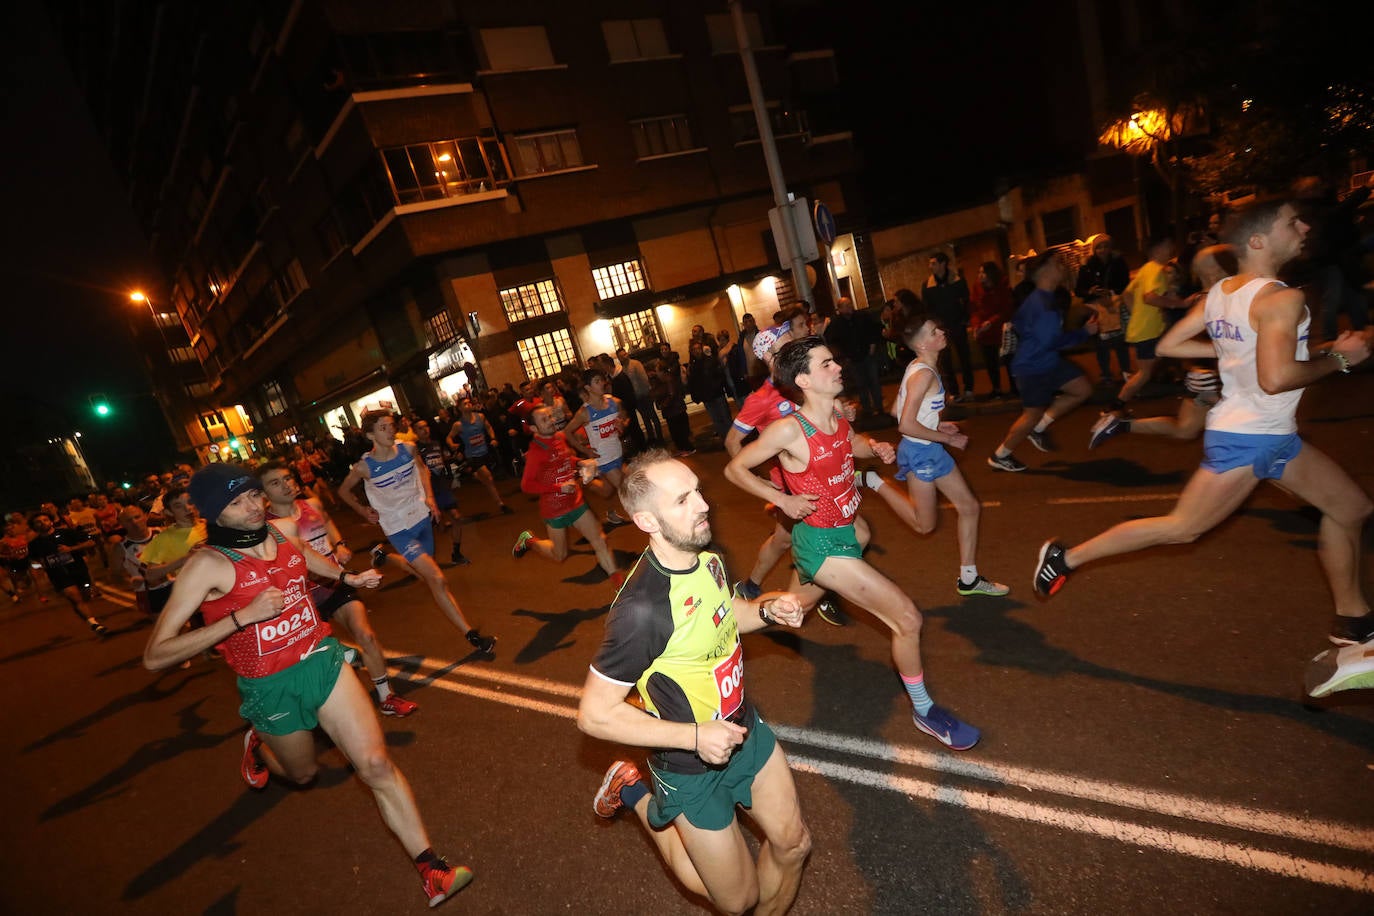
[988,252,1097,472]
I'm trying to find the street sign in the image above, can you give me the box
[813,200,836,245]
[768,197,820,266]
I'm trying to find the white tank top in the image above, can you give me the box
[361,443,431,535]
[1204,277,1309,435]
[586,397,624,464]
[892,361,944,444]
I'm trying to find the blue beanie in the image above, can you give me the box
[188,463,263,524]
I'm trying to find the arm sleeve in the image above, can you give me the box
[520,443,552,494]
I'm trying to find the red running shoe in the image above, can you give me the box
[380,693,419,718]
[592,760,642,818]
[419,856,474,908]
[240,728,269,790]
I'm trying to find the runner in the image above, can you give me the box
[860,316,1010,598]
[1028,200,1374,697]
[26,510,108,635]
[260,461,417,717]
[578,450,811,915]
[561,367,632,529]
[511,406,624,589]
[411,419,469,566]
[445,396,513,515]
[143,465,470,907]
[2,512,34,602]
[338,410,497,656]
[117,503,172,616]
[725,336,981,750]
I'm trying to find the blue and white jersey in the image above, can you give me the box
[1205,277,1309,435]
[892,361,944,444]
[362,443,430,535]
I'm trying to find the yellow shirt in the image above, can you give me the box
[1124,260,1168,343]
[141,521,206,565]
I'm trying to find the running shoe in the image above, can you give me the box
[380,693,419,718]
[88,618,109,637]
[593,760,642,817]
[861,470,885,490]
[466,629,497,655]
[1306,641,1374,698]
[987,453,1027,473]
[419,856,474,908]
[1027,429,1056,453]
[1033,540,1072,598]
[814,596,847,626]
[367,542,388,568]
[912,704,981,751]
[1329,613,1374,646]
[604,511,631,530]
[1088,412,1130,450]
[733,579,762,601]
[449,550,471,567]
[956,575,1010,597]
[511,530,533,559]
[500,504,515,516]
[241,728,269,789]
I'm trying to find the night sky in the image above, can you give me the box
[0,2,1082,485]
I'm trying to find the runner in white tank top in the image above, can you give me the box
[892,361,945,443]
[1030,201,1374,699]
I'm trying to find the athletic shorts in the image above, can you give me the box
[791,522,863,585]
[597,457,624,476]
[646,711,777,831]
[385,518,435,563]
[1014,360,1085,408]
[463,451,498,474]
[431,482,457,512]
[136,585,172,616]
[237,637,344,736]
[309,582,359,623]
[546,504,588,530]
[895,438,955,483]
[1131,336,1160,361]
[1201,430,1302,480]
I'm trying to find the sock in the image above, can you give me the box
[994,445,1012,458]
[1034,415,1055,433]
[374,676,392,702]
[901,672,933,717]
[1110,397,1126,412]
[620,777,650,809]
[414,848,439,869]
[959,565,978,585]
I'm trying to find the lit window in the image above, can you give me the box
[516,328,579,380]
[602,19,669,61]
[511,129,583,176]
[499,279,564,324]
[380,137,510,204]
[608,309,661,351]
[263,380,288,417]
[167,347,197,364]
[425,311,457,347]
[592,260,648,300]
[154,311,182,330]
[630,115,694,159]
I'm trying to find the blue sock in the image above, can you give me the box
[621,777,649,809]
[902,673,933,717]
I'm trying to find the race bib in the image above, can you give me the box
[253,576,318,655]
[712,641,745,721]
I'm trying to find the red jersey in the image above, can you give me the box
[780,412,861,528]
[521,432,585,520]
[200,527,330,678]
[731,378,797,435]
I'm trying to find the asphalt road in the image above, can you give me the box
[6,369,1374,914]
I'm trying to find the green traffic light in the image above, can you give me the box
[95,403,111,416]
[122,482,132,490]
[228,438,240,449]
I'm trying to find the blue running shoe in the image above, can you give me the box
[912,704,980,751]
[733,579,762,601]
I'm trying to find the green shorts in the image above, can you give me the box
[646,713,777,831]
[237,637,345,736]
[791,522,863,585]
[546,504,588,530]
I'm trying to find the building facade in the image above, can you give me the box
[49,0,863,458]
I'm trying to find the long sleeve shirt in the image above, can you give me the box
[1010,288,1090,376]
[521,432,584,520]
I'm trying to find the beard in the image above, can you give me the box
[657,511,712,553]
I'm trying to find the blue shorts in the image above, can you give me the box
[1014,360,1084,408]
[895,438,955,483]
[597,457,624,475]
[431,482,457,511]
[1201,430,1302,480]
[1131,337,1160,361]
[385,518,436,563]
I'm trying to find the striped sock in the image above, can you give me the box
[901,672,933,716]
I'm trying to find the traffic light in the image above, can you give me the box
[228,438,240,449]
[89,394,112,417]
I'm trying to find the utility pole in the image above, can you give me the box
[730,0,814,312]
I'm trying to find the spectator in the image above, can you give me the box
[970,261,1017,399]
[1074,234,1132,386]
[923,252,976,401]
[824,295,887,416]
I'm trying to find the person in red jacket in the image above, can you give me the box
[969,261,1017,399]
[511,406,624,589]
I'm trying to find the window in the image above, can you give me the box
[154,311,182,330]
[511,129,583,176]
[630,115,695,159]
[592,259,648,300]
[167,346,197,364]
[705,12,764,52]
[480,26,555,71]
[186,382,213,399]
[730,104,808,144]
[516,328,578,380]
[1041,206,1079,248]
[263,380,288,417]
[609,309,661,351]
[269,258,307,309]
[425,310,457,347]
[602,19,669,61]
[380,136,510,203]
[499,279,564,323]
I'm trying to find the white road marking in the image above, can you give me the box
[380,649,1374,889]
[1046,493,1182,505]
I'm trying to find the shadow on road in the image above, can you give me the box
[510,605,610,664]
[0,633,75,666]
[1029,456,1186,487]
[24,666,217,753]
